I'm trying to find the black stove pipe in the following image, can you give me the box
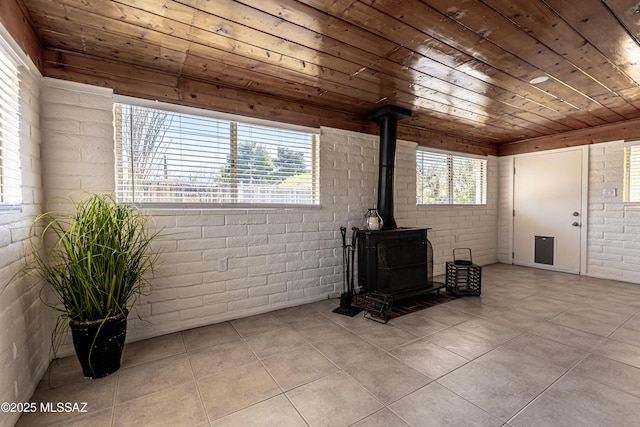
[366,105,412,230]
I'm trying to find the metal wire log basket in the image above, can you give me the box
[446,248,482,296]
[364,291,393,324]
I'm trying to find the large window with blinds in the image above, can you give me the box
[624,141,640,204]
[416,149,487,205]
[115,103,319,206]
[0,44,21,210]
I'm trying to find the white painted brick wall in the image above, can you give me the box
[395,141,499,275]
[586,141,640,283]
[0,65,52,427]
[36,79,500,362]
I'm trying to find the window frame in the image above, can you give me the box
[624,140,640,206]
[416,147,487,206]
[0,36,22,213]
[114,96,320,209]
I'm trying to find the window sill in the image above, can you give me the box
[0,204,22,214]
[124,202,321,211]
[417,204,487,208]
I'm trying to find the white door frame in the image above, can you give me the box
[507,146,589,274]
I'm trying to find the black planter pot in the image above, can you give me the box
[69,311,128,379]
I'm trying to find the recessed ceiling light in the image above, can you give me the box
[529,76,549,84]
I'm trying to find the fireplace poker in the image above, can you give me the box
[333,226,363,317]
[339,227,351,307]
[350,227,359,302]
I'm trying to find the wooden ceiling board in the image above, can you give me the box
[12,0,640,154]
[422,0,638,113]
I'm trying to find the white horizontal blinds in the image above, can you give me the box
[451,155,486,204]
[624,142,640,202]
[416,149,487,205]
[0,47,20,206]
[416,150,449,204]
[116,104,319,205]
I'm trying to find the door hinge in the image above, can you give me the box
[513,209,515,216]
[512,251,515,259]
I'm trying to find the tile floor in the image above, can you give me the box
[16,264,640,426]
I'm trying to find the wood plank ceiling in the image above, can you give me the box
[13,0,640,155]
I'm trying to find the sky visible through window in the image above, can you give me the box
[116,104,318,205]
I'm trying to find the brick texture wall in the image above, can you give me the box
[38,81,500,354]
[395,141,499,273]
[0,65,51,427]
[587,141,640,282]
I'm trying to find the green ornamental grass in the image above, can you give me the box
[28,194,160,323]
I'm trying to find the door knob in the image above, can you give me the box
[572,212,579,216]
[572,222,580,227]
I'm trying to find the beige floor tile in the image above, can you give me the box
[230,312,285,337]
[528,321,604,351]
[113,382,207,427]
[480,307,545,330]
[566,305,632,326]
[262,344,338,391]
[342,351,431,404]
[286,371,383,427]
[181,322,242,351]
[622,313,640,331]
[503,332,586,368]
[417,304,475,326]
[586,297,640,315]
[438,362,537,421]
[594,338,640,368]
[390,339,469,379]
[609,325,640,347]
[389,382,502,427]
[351,408,409,427]
[292,317,350,344]
[188,340,256,379]
[454,318,523,346]
[389,312,450,338]
[354,323,420,351]
[17,375,117,426]
[198,360,281,421]
[548,311,620,337]
[312,332,381,367]
[210,395,307,427]
[244,326,307,359]
[121,332,185,368]
[36,355,86,390]
[21,265,640,427]
[510,371,640,427]
[517,295,574,316]
[426,327,496,359]
[49,408,113,427]
[571,353,640,399]
[116,353,194,403]
[272,304,324,326]
[474,346,566,392]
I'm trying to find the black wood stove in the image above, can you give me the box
[357,106,442,300]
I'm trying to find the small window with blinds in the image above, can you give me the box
[115,103,319,206]
[0,45,21,210]
[416,149,487,205]
[624,142,640,204]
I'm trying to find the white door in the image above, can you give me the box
[513,149,583,273]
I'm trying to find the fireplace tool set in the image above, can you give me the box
[332,226,363,317]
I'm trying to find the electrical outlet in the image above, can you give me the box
[602,188,617,198]
[218,257,228,272]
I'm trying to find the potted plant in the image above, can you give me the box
[25,194,160,378]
